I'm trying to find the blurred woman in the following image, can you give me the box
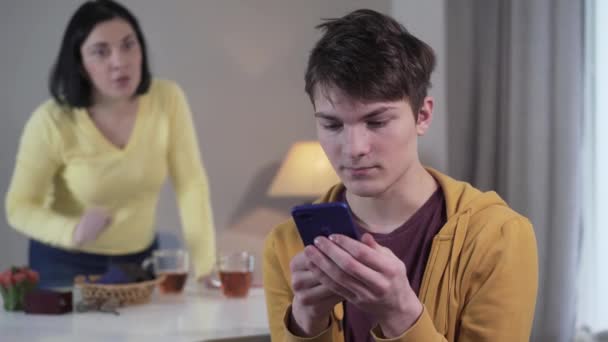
[5,0,216,288]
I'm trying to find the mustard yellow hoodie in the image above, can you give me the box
[263,168,538,342]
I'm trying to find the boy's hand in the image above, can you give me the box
[308,233,423,338]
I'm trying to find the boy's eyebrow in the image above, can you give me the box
[314,106,395,120]
[361,106,393,119]
[314,112,338,120]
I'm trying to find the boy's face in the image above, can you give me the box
[313,86,432,198]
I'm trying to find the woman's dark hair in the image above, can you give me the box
[49,0,151,108]
[305,9,436,115]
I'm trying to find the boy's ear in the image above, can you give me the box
[416,97,433,136]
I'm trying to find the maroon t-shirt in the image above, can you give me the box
[342,188,446,342]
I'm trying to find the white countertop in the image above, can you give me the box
[0,282,269,342]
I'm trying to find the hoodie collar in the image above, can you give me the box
[317,167,507,237]
[319,168,505,213]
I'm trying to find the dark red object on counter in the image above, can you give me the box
[23,289,72,314]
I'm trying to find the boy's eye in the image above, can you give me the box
[367,120,388,129]
[322,122,343,131]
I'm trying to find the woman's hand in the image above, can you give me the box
[72,207,112,246]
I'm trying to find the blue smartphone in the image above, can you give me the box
[291,202,359,246]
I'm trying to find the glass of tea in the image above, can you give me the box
[143,249,189,294]
[217,251,254,298]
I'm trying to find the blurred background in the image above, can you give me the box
[0,1,605,341]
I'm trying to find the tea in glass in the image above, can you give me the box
[218,251,254,298]
[143,249,189,294]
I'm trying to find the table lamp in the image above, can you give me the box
[267,141,340,198]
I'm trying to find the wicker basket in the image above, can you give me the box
[74,275,163,306]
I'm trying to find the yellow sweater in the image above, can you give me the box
[5,79,216,277]
[263,168,538,342]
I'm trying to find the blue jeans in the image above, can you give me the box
[29,238,158,289]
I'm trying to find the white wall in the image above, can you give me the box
[0,1,446,280]
[391,0,447,172]
[1,0,86,268]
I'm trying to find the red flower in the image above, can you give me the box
[0,272,8,287]
[13,272,26,285]
[25,269,39,284]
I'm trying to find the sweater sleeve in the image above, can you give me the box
[167,82,217,278]
[454,217,538,341]
[263,234,295,342]
[263,230,343,342]
[5,106,80,248]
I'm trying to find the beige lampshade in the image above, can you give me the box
[267,141,340,197]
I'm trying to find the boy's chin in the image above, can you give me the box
[345,180,387,198]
